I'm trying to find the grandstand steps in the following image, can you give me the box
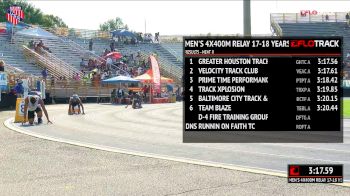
[153,44,182,67]
[161,43,183,63]
[0,34,42,76]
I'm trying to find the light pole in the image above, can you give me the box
[243,0,251,36]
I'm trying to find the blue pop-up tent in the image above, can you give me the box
[111,29,136,38]
[16,27,57,38]
[102,75,140,84]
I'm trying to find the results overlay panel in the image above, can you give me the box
[183,37,343,143]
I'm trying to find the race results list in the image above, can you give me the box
[183,37,343,143]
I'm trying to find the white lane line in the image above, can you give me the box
[259,143,350,154]
[4,118,350,187]
[194,144,350,164]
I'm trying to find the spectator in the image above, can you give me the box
[175,85,181,100]
[110,40,115,51]
[80,59,86,68]
[142,85,148,102]
[89,39,93,51]
[28,40,34,49]
[41,68,48,82]
[137,66,142,76]
[106,57,113,70]
[101,72,107,80]
[0,60,4,72]
[155,32,160,43]
[347,13,350,25]
[117,87,124,103]
[111,89,117,104]
[14,79,24,98]
[94,59,99,69]
[88,59,94,70]
[73,73,81,81]
[103,49,110,56]
[34,43,43,54]
[38,40,51,53]
[167,84,174,93]
[325,14,329,21]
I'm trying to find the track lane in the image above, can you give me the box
[4,103,350,182]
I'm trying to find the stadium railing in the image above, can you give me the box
[271,12,348,24]
[43,27,111,40]
[22,45,76,79]
[48,79,137,100]
[4,63,24,74]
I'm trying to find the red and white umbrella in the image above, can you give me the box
[104,52,123,59]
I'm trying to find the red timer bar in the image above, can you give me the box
[183,37,343,143]
[288,164,343,183]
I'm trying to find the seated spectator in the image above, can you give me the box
[73,73,81,81]
[28,40,35,49]
[115,69,120,76]
[34,43,43,54]
[88,59,94,70]
[101,72,107,80]
[161,90,169,98]
[38,40,52,53]
[93,59,99,69]
[108,71,112,78]
[0,60,4,72]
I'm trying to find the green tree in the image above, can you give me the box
[99,17,126,31]
[0,0,67,28]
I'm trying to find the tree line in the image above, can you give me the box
[1,0,128,31]
[0,0,67,28]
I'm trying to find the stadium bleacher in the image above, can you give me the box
[161,43,183,63]
[0,24,184,83]
[0,33,42,75]
[271,12,350,61]
[67,37,183,83]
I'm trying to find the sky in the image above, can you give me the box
[27,1,350,35]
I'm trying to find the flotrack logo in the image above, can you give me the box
[300,10,318,16]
